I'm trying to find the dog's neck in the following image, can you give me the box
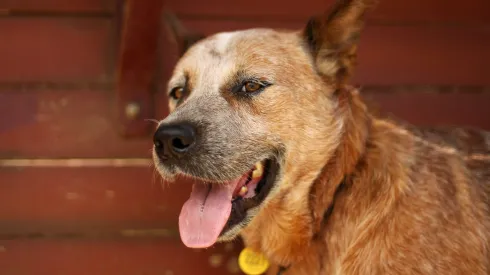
[309,86,370,238]
[240,86,371,268]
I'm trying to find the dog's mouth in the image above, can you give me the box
[178,158,278,248]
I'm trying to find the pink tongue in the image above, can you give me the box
[179,178,244,248]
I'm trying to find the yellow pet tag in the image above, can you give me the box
[238,247,270,275]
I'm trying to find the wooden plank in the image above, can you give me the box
[116,0,164,137]
[0,89,154,159]
[0,86,489,158]
[0,240,244,275]
[355,26,490,86]
[372,0,490,25]
[176,19,490,86]
[1,17,487,85]
[0,167,187,229]
[165,0,490,24]
[363,87,490,129]
[0,18,113,82]
[0,0,116,12]
[5,0,487,25]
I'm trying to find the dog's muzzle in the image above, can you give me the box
[152,121,281,249]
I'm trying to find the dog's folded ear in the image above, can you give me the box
[163,12,205,57]
[303,0,377,84]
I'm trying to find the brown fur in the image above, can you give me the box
[156,1,490,274]
[256,90,490,274]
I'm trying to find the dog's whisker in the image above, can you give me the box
[144,118,160,124]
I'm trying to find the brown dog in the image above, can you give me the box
[152,0,490,273]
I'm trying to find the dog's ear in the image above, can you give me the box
[303,0,377,84]
[163,12,205,56]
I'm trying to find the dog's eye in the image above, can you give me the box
[242,82,263,93]
[170,87,184,100]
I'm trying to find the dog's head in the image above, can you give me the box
[153,0,375,249]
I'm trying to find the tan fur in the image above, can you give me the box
[156,1,490,274]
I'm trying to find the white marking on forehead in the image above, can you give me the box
[212,31,238,54]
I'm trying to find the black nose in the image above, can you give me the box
[153,124,196,158]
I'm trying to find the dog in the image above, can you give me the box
[152,0,490,273]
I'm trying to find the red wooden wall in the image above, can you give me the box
[0,0,489,274]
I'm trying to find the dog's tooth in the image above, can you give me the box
[252,162,264,178]
[238,186,248,197]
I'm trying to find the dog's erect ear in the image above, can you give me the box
[303,0,377,84]
[163,12,205,56]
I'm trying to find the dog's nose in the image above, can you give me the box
[153,124,196,158]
